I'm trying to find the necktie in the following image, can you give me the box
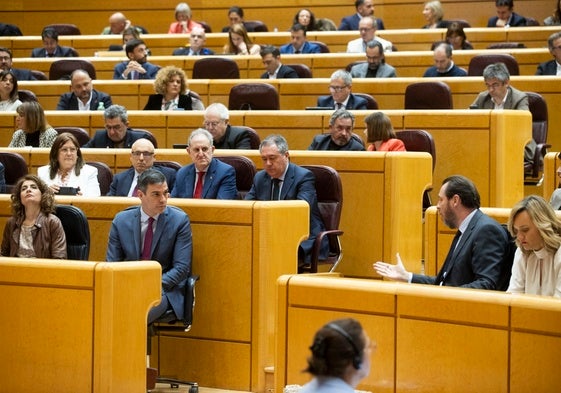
[295,50,301,54]
[141,217,154,260]
[194,171,205,198]
[271,178,281,200]
[436,230,462,286]
[336,103,343,110]
[132,177,139,197]
[131,70,139,80]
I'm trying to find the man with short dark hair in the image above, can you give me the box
[0,47,36,80]
[308,109,365,151]
[280,24,321,54]
[536,31,561,76]
[350,40,396,78]
[423,42,467,77]
[56,69,113,110]
[31,27,76,58]
[487,0,527,27]
[259,45,298,79]
[113,39,159,80]
[339,0,385,30]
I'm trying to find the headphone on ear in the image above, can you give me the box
[326,323,362,370]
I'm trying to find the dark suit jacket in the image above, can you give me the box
[31,46,76,58]
[279,41,321,54]
[471,86,529,110]
[260,64,299,79]
[11,68,36,81]
[423,64,467,77]
[487,12,527,27]
[214,125,252,149]
[339,14,385,30]
[536,60,559,75]
[172,47,215,56]
[107,166,177,196]
[317,93,368,110]
[412,210,509,289]
[106,205,192,319]
[245,163,328,263]
[56,89,113,110]
[113,61,160,80]
[171,158,237,199]
[308,134,365,151]
[0,162,5,193]
[143,94,193,110]
[82,129,152,148]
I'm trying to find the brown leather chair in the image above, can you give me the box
[31,70,48,80]
[467,54,520,76]
[354,93,379,109]
[308,40,330,53]
[285,63,312,78]
[133,129,158,148]
[155,161,181,172]
[525,17,540,26]
[0,152,28,194]
[49,59,96,80]
[242,126,261,149]
[346,60,366,73]
[198,21,212,33]
[298,165,344,274]
[244,20,268,32]
[55,204,90,260]
[54,127,90,146]
[18,89,38,103]
[525,92,550,180]
[192,57,240,79]
[487,42,526,49]
[446,19,471,28]
[86,161,113,196]
[215,155,257,199]
[228,83,280,110]
[404,81,453,109]
[44,23,81,35]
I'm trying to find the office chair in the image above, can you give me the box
[404,81,453,109]
[49,59,96,80]
[524,92,550,182]
[228,83,280,110]
[215,155,257,199]
[86,161,113,196]
[0,152,28,193]
[54,204,90,260]
[192,57,240,79]
[54,126,90,146]
[467,54,520,76]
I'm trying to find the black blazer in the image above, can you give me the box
[11,68,36,81]
[487,12,527,27]
[317,93,368,110]
[214,125,252,149]
[82,129,152,148]
[108,166,177,196]
[56,90,113,110]
[31,46,76,58]
[260,65,299,79]
[143,94,193,110]
[536,60,558,75]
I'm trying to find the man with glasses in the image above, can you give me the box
[0,47,36,81]
[536,32,561,76]
[346,16,392,54]
[317,70,368,110]
[113,39,159,80]
[108,138,176,196]
[203,103,252,149]
[83,104,154,148]
[350,39,396,78]
[172,26,215,55]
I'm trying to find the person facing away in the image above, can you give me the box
[317,70,368,110]
[203,102,252,149]
[507,195,561,297]
[280,24,321,54]
[299,318,375,393]
[350,39,397,78]
[374,175,511,289]
[143,65,204,111]
[56,69,113,111]
[171,128,237,199]
[259,45,298,79]
[106,168,192,324]
[172,26,215,55]
[346,16,392,54]
[31,27,76,58]
[168,2,202,34]
[245,134,329,265]
[308,109,365,151]
[0,47,36,81]
[536,31,561,76]
[108,138,177,197]
[363,111,405,152]
[113,39,159,80]
[423,42,467,77]
[339,0,385,30]
[487,0,528,27]
[9,101,58,148]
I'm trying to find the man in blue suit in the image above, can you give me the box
[107,168,192,323]
[171,128,237,199]
[172,26,215,56]
[245,134,329,266]
[113,39,159,80]
[30,28,77,58]
[317,70,368,110]
[108,138,176,196]
[0,47,36,80]
[0,162,5,193]
[536,32,561,76]
[56,69,113,110]
[487,0,527,27]
[339,0,385,30]
[280,24,321,54]
[259,45,298,79]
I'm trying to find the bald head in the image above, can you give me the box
[70,69,93,103]
[130,138,156,173]
[109,12,128,34]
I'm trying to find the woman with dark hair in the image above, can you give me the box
[445,22,473,50]
[544,0,561,25]
[363,112,406,151]
[8,101,57,147]
[300,318,375,393]
[37,132,100,197]
[143,65,203,111]
[1,174,66,258]
[223,23,261,55]
[0,70,22,111]
[293,9,317,31]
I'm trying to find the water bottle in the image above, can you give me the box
[97,102,105,111]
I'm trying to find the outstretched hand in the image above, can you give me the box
[373,253,410,282]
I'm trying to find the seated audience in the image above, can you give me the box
[544,0,561,25]
[444,22,473,50]
[168,2,202,34]
[113,39,159,80]
[221,6,256,32]
[293,9,317,31]
[171,128,237,199]
[317,70,368,110]
[9,101,58,148]
[0,47,36,80]
[31,27,76,58]
[0,162,5,193]
[487,0,527,27]
[101,12,143,35]
[308,109,365,151]
[507,195,561,297]
[1,174,66,258]
[223,23,261,55]
[422,1,448,28]
[260,45,298,79]
[83,105,153,148]
[0,70,22,111]
[144,66,204,111]
[38,133,101,197]
[423,42,467,77]
[350,40,396,78]
[172,26,214,55]
[56,69,112,111]
[280,24,321,54]
[339,0,385,30]
[203,103,252,149]
[363,111,405,151]
[108,138,176,196]
[346,16,392,54]
[108,27,140,51]
[536,31,561,76]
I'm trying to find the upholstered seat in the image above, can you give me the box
[354,93,379,109]
[54,127,90,146]
[524,92,550,180]
[192,57,240,79]
[55,204,90,260]
[308,40,330,53]
[285,63,312,78]
[49,59,96,80]
[86,161,113,196]
[44,23,81,35]
[244,20,268,32]
[0,152,28,193]
[18,89,38,103]
[467,54,519,76]
[228,83,280,110]
[404,81,452,109]
[215,155,257,199]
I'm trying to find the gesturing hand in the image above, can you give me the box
[373,253,410,282]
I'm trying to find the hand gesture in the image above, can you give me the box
[373,253,410,282]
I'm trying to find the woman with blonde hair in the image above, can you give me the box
[507,195,561,297]
[8,101,57,148]
[422,1,447,28]
[223,23,261,55]
[363,112,406,152]
[143,65,204,111]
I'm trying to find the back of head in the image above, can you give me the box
[441,175,480,209]
[364,111,394,142]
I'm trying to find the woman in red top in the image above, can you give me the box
[168,2,202,34]
[364,112,406,152]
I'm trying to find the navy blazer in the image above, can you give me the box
[113,61,160,80]
[279,41,321,54]
[487,12,527,27]
[412,210,510,289]
[171,158,237,199]
[260,65,299,79]
[30,46,76,58]
[56,89,113,110]
[107,166,177,196]
[214,125,252,149]
[317,93,368,110]
[106,205,192,320]
[338,13,385,30]
[536,60,558,75]
[11,68,36,81]
[83,129,152,148]
[423,64,467,77]
[143,94,193,110]
[172,47,215,56]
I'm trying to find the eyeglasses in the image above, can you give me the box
[359,27,374,32]
[485,82,504,90]
[552,45,561,51]
[203,120,223,128]
[0,56,10,61]
[60,147,77,154]
[329,85,348,92]
[131,151,154,157]
[105,124,124,131]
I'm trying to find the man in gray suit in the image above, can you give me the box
[350,40,396,78]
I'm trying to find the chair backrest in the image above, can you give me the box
[243,126,261,149]
[44,23,81,35]
[244,20,268,32]
[301,165,343,232]
[285,63,312,78]
[192,57,240,79]
[354,93,379,109]
[155,160,182,171]
[86,161,113,196]
[54,127,90,146]
[55,204,90,260]
[0,152,28,193]
[526,92,548,144]
[215,155,257,199]
[18,89,38,103]
[308,40,330,53]
[395,130,436,171]
[133,129,158,148]
[0,23,23,36]
[346,60,366,73]
[404,81,453,109]
[467,54,519,76]
[228,83,280,110]
[198,21,212,33]
[31,70,48,80]
[446,19,471,28]
[486,42,526,49]
[49,59,96,80]
[525,17,540,26]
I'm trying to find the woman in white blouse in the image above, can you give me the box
[507,195,561,297]
[37,132,101,197]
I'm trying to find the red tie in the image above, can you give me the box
[194,171,205,198]
[141,217,154,260]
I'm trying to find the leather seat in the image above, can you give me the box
[215,155,257,199]
[285,64,312,78]
[192,57,240,79]
[18,89,38,103]
[86,161,113,196]
[0,152,28,194]
[228,83,279,110]
[353,93,379,109]
[524,92,550,180]
[54,127,90,146]
[49,59,96,80]
[467,54,519,76]
[44,23,81,35]
[308,40,330,53]
[404,81,453,109]
[55,205,90,260]
[243,20,268,32]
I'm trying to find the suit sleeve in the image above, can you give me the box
[245,180,258,200]
[106,218,126,262]
[107,176,118,196]
[82,166,101,197]
[216,165,238,200]
[161,214,192,290]
[513,93,529,111]
[355,97,368,110]
[56,94,70,110]
[338,18,351,30]
[102,93,113,108]
[113,63,125,80]
[308,136,319,150]
[233,130,252,149]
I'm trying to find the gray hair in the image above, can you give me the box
[548,31,561,49]
[482,62,510,82]
[329,109,355,127]
[260,134,289,154]
[425,1,444,21]
[175,2,192,18]
[104,104,128,122]
[330,70,352,86]
[188,127,213,146]
[434,42,453,58]
[205,102,230,120]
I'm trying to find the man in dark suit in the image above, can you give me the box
[108,138,176,196]
[317,70,368,110]
[56,69,113,110]
[536,31,561,76]
[339,0,385,30]
[245,134,328,265]
[280,24,321,54]
[0,47,36,80]
[171,128,237,199]
[259,45,298,79]
[31,27,76,58]
[0,162,5,193]
[83,104,154,148]
[106,168,192,323]
[113,39,159,80]
[374,175,510,290]
[172,26,215,56]
[308,109,365,151]
[487,0,527,27]
[203,103,253,149]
